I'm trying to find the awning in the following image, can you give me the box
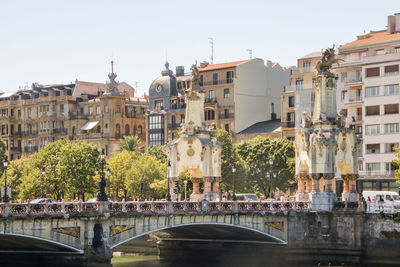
[350,86,362,90]
[81,121,99,131]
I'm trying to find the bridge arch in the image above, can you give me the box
[110,222,287,249]
[0,233,83,253]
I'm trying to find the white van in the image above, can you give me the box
[362,191,400,212]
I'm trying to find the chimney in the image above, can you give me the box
[200,61,209,68]
[176,66,185,77]
[388,15,396,34]
[395,13,400,33]
[266,60,273,68]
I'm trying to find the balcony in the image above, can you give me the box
[170,104,186,110]
[24,146,38,153]
[359,171,395,177]
[291,67,314,74]
[168,123,180,129]
[10,147,22,153]
[201,79,233,87]
[23,130,38,136]
[219,113,234,119]
[281,121,295,128]
[52,128,67,134]
[204,97,217,104]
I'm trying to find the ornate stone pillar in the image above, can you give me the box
[203,177,213,194]
[212,178,220,194]
[311,175,320,192]
[341,174,359,202]
[350,179,357,193]
[343,179,350,193]
[323,174,334,192]
[306,179,313,193]
[191,178,201,195]
[297,177,305,193]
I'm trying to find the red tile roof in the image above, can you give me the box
[342,30,400,48]
[199,59,250,71]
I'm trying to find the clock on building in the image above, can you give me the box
[156,84,163,92]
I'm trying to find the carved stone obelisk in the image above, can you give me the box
[163,63,222,201]
[295,47,361,211]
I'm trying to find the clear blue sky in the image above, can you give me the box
[0,0,397,96]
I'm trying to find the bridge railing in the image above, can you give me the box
[0,200,312,218]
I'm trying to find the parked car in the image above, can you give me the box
[29,198,57,204]
[235,194,259,201]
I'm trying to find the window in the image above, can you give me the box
[181,114,185,123]
[356,70,362,81]
[17,109,21,117]
[149,114,164,130]
[395,47,400,53]
[224,88,230,99]
[366,125,380,135]
[149,133,164,147]
[341,91,348,100]
[303,61,311,72]
[224,124,229,132]
[154,100,164,110]
[366,144,380,154]
[384,104,399,114]
[105,106,109,113]
[341,72,347,82]
[287,112,295,122]
[96,106,100,114]
[199,75,203,86]
[385,123,399,134]
[366,163,380,172]
[177,82,182,89]
[204,110,215,121]
[182,81,186,89]
[60,104,64,113]
[209,90,214,99]
[356,125,362,134]
[288,96,295,107]
[385,143,399,153]
[187,81,190,88]
[384,84,399,95]
[138,125,143,134]
[385,65,399,76]
[89,107,93,114]
[295,80,303,90]
[226,71,234,83]
[28,108,32,117]
[366,67,380,77]
[366,105,379,116]
[213,73,218,85]
[360,51,367,57]
[1,109,7,116]
[125,124,129,135]
[116,124,120,135]
[365,86,379,97]
[116,105,121,113]
[376,49,385,55]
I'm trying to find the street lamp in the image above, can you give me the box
[268,158,277,199]
[96,149,108,201]
[166,160,171,201]
[183,180,188,201]
[106,167,111,197]
[232,165,237,201]
[41,167,45,198]
[3,157,9,202]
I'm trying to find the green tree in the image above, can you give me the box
[108,150,138,200]
[217,129,248,193]
[120,135,140,152]
[125,153,166,200]
[147,145,167,164]
[58,141,100,201]
[237,137,295,198]
[394,147,400,183]
[2,157,30,202]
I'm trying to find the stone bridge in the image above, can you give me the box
[0,200,312,262]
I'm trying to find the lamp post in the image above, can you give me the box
[41,167,45,198]
[183,180,188,201]
[166,160,171,201]
[96,149,108,201]
[232,165,237,201]
[3,157,9,202]
[267,158,277,199]
[106,167,111,197]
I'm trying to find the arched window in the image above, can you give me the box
[125,124,130,135]
[97,125,101,133]
[116,124,120,135]
[138,125,143,135]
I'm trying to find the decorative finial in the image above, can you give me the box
[111,60,114,74]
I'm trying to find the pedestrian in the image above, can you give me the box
[216,195,221,202]
[280,195,285,202]
[378,196,384,211]
[222,195,227,202]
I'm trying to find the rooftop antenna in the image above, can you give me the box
[111,60,114,73]
[247,48,253,59]
[209,37,214,64]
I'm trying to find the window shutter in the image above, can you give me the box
[366,67,380,77]
[384,65,399,73]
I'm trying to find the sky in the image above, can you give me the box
[0,0,397,96]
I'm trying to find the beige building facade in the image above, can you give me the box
[0,67,148,160]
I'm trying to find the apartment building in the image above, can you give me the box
[147,59,291,147]
[335,14,400,192]
[281,52,321,140]
[0,66,148,160]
